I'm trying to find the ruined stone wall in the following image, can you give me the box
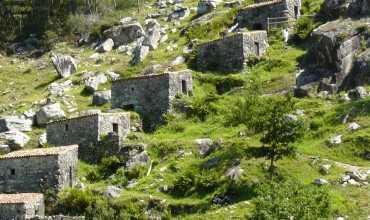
[57,149,78,189]
[46,115,100,161]
[112,74,171,131]
[168,70,193,100]
[0,203,26,219]
[196,32,268,73]
[0,156,60,193]
[237,0,301,30]
[98,113,130,145]
[30,215,85,220]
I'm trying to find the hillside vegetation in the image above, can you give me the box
[0,0,369,219]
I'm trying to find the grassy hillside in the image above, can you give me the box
[0,0,369,219]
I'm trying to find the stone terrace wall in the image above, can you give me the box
[237,0,301,30]
[196,32,268,73]
[30,216,85,220]
[47,115,100,161]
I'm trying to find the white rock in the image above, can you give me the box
[96,38,114,53]
[38,132,47,146]
[313,178,329,185]
[0,130,30,150]
[51,53,77,78]
[36,103,66,125]
[131,45,150,65]
[329,135,342,145]
[103,185,122,198]
[171,56,186,66]
[0,116,33,132]
[348,122,360,131]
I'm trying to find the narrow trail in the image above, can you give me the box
[321,158,370,172]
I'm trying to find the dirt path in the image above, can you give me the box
[321,159,370,172]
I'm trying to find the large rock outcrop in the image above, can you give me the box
[103,21,145,47]
[0,116,33,132]
[298,18,370,92]
[36,103,66,125]
[321,0,370,20]
[51,53,77,78]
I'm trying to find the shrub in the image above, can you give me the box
[294,16,315,40]
[185,93,220,121]
[98,156,123,178]
[251,180,332,219]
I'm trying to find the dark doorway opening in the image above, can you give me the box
[255,42,260,56]
[65,124,69,131]
[294,6,299,18]
[123,104,135,111]
[69,167,73,187]
[113,123,119,133]
[181,80,187,94]
[252,23,263,30]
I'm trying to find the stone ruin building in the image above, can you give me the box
[237,0,301,30]
[196,31,269,73]
[0,193,84,220]
[0,145,78,193]
[0,193,44,220]
[296,18,370,94]
[47,112,130,161]
[112,70,193,131]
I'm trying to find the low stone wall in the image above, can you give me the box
[29,215,85,220]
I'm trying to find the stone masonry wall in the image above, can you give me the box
[98,113,130,146]
[0,156,59,193]
[30,215,85,220]
[0,201,44,220]
[47,115,100,161]
[57,149,79,189]
[237,0,301,30]
[112,71,192,130]
[196,32,268,73]
[0,150,77,193]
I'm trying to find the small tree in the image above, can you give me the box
[256,95,304,174]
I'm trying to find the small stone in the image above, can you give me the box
[171,56,186,66]
[313,178,329,186]
[92,90,111,106]
[96,38,114,53]
[51,53,77,78]
[103,185,122,198]
[348,122,360,131]
[320,164,332,174]
[38,132,47,146]
[195,138,215,156]
[329,135,342,145]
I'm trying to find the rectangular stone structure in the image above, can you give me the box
[0,193,44,220]
[237,0,301,30]
[196,31,268,73]
[0,145,78,193]
[46,112,130,161]
[112,70,193,131]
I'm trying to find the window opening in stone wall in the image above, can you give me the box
[10,168,15,176]
[113,123,119,133]
[255,42,260,56]
[181,80,187,94]
[65,124,69,131]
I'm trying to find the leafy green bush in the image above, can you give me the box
[251,180,332,219]
[294,16,315,40]
[185,93,220,121]
[98,156,123,178]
